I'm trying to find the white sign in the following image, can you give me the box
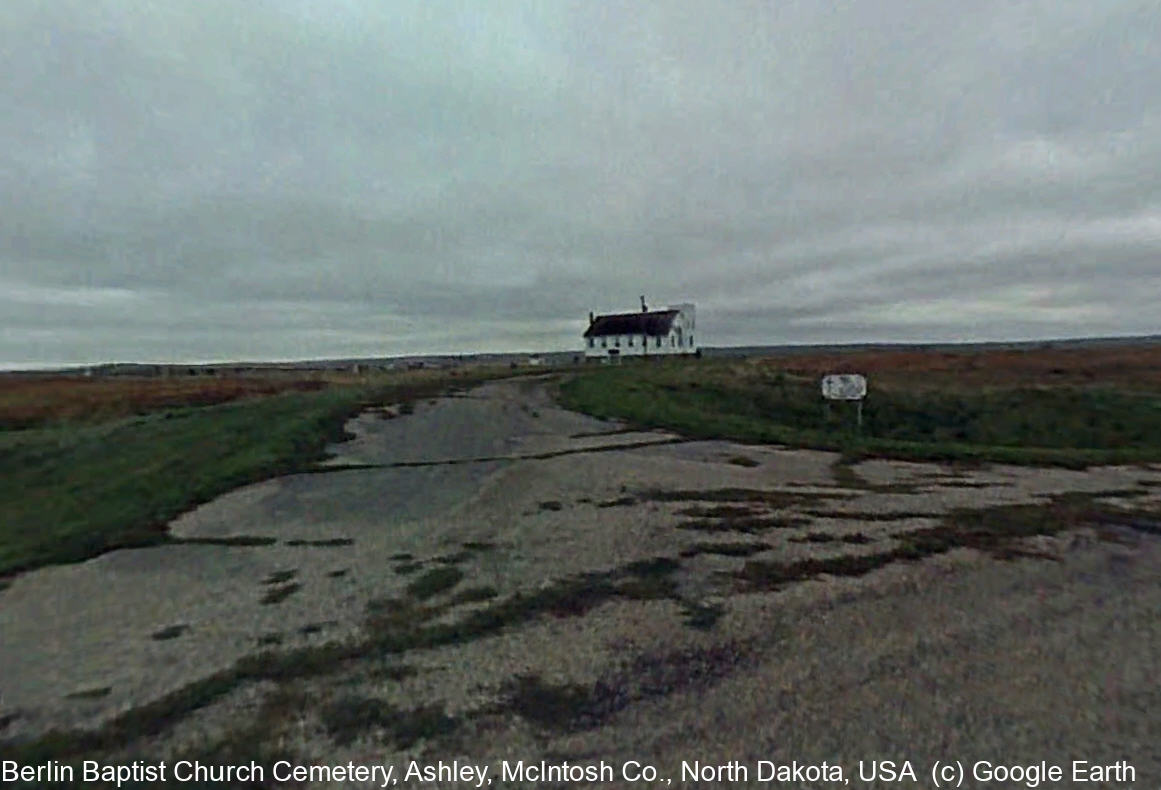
[821,374,867,401]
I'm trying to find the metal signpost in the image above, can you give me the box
[821,374,868,429]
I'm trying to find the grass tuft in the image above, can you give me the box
[405,566,464,600]
[64,687,111,701]
[726,455,760,467]
[260,583,302,605]
[680,541,770,558]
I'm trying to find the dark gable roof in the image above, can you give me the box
[584,309,679,338]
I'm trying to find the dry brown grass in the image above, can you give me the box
[0,375,343,428]
[759,344,1161,392]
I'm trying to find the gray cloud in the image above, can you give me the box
[2,0,1159,366]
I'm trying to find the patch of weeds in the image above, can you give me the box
[448,585,500,605]
[804,510,934,521]
[435,550,474,564]
[830,458,866,489]
[627,643,749,699]
[1094,513,1161,537]
[539,500,564,511]
[285,537,354,547]
[732,494,1160,592]
[791,532,873,545]
[829,459,922,494]
[527,575,619,618]
[327,568,349,578]
[234,641,364,684]
[679,541,770,558]
[364,596,438,648]
[257,633,283,646]
[735,552,902,592]
[394,561,424,575]
[151,624,189,640]
[462,541,496,551]
[503,643,748,732]
[299,622,334,635]
[644,488,844,506]
[409,559,675,635]
[65,686,112,701]
[504,675,608,732]
[791,532,834,544]
[726,455,760,467]
[678,504,760,519]
[405,566,464,600]
[597,496,637,507]
[365,596,400,615]
[173,535,277,547]
[322,696,455,748]
[681,601,726,630]
[368,663,419,682]
[897,494,1161,557]
[569,427,640,439]
[624,556,681,576]
[679,515,810,534]
[263,569,298,585]
[260,582,302,605]
[389,552,414,561]
[1086,487,1154,501]
[617,574,679,600]
[614,557,682,600]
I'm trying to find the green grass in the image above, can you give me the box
[0,388,358,577]
[0,370,509,577]
[558,360,1161,466]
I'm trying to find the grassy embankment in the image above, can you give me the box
[0,369,509,578]
[558,352,1161,466]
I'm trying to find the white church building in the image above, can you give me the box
[583,298,698,360]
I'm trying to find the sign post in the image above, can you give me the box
[821,374,868,431]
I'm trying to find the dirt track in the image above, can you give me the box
[2,377,1160,787]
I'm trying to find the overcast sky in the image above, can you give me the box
[2,1,1159,366]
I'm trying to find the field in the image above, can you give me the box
[559,344,1161,466]
[7,343,1161,579]
[750,344,1161,390]
[0,368,508,578]
[0,375,344,430]
[2,349,1161,778]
